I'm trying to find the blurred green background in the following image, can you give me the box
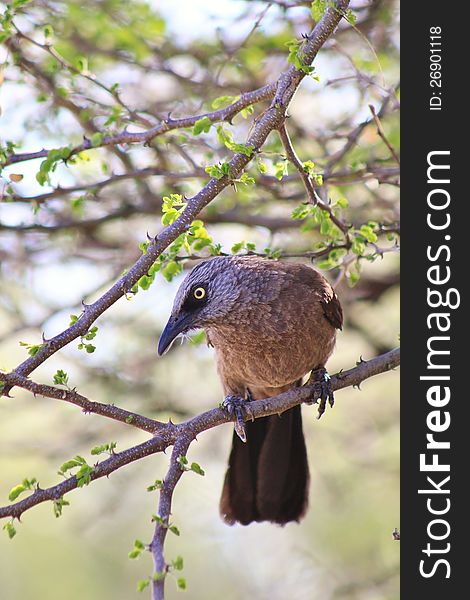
[0,0,399,598]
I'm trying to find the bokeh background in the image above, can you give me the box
[0,1,399,598]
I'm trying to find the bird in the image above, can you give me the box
[158,255,343,525]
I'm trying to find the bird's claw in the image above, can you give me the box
[305,367,334,419]
[222,395,251,442]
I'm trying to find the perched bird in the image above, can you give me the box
[158,256,343,525]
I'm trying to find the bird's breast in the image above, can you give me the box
[206,305,336,391]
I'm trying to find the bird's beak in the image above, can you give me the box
[157,313,192,356]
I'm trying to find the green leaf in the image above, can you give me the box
[53,369,69,386]
[76,464,93,487]
[162,260,182,282]
[256,159,267,173]
[189,331,206,346]
[53,497,70,518]
[7,478,36,502]
[352,238,366,255]
[76,56,89,73]
[8,484,26,502]
[19,341,43,357]
[311,0,326,22]
[3,522,16,539]
[177,455,188,467]
[216,125,254,156]
[91,442,116,456]
[237,172,255,186]
[190,462,205,476]
[192,116,212,136]
[205,162,231,179]
[211,95,238,109]
[292,204,311,220]
[344,9,357,25]
[240,105,254,119]
[172,556,184,571]
[169,525,180,536]
[274,161,289,180]
[147,479,163,492]
[137,579,150,592]
[59,458,82,473]
[231,241,245,254]
[359,225,378,242]
[177,577,187,591]
[90,132,104,147]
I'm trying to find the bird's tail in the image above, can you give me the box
[219,404,310,525]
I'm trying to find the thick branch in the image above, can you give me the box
[0,346,399,521]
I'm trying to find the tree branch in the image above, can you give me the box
[0,371,163,433]
[2,84,275,168]
[0,346,399,522]
[278,123,349,232]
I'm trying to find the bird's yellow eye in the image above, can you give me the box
[193,287,206,300]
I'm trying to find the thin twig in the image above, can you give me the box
[278,123,349,233]
[369,104,400,165]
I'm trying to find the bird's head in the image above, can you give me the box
[157,257,242,355]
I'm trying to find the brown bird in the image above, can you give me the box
[158,256,343,525]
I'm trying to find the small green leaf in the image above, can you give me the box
[190,462,205,476]
[76,56,89,73]
[177,455,188,467]
[53,369,69,387]
[3,522,16,539]
[43,24,54,39]
[137,579,150,592]
[274,161,289,180]
[231,241,245,254]
[211,95,238,109]
[53,497,70,518]
[177,577,187,591]
[147,479,163,492]
[311,0,326,22]
[90,132,104,147]
[8,485,26,502]
[19,341,43,357]
[192,116,212,136]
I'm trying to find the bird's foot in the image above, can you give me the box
[305,367,334,420]
[222,395,253,443]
